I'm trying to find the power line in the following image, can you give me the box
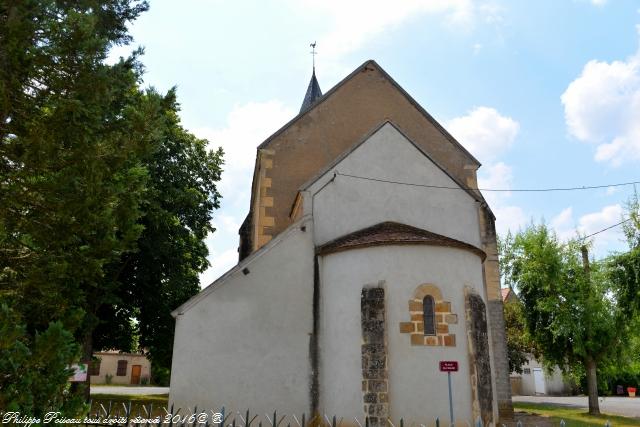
[580,217,633,240]
[334,171,637,241]
[335,171,640,193]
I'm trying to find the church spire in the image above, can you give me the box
[300,42,323,113]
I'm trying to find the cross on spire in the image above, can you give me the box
[300,42,322,113]
[310,41,317,70]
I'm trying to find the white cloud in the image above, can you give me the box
[298,0,474,60]
[477,161,513,209]
[578,204,624,239]
[551,207,576,241]
[561,29,640,166]
[551,204,625,253]
[606,186,619,195]
[478,161,513,191]
[446,106,519,164]
[193,101,295,207]
[479,163,527,236]
[478,1,505,25]
[295,0,507,64]
[493,205,527,236]
[447,106,524,235]
[199,248,239,289]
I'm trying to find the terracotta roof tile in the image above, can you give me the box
[316,221,485,261]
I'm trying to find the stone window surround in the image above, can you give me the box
[399,283,458,347]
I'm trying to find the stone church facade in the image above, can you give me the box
[169,60,513,424]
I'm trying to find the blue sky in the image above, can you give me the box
[109,0,640,286]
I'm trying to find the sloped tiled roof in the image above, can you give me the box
[300,68,322,113]
[316,221,485,260]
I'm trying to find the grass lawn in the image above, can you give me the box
[514,402,640,427]
[90,394,169,419]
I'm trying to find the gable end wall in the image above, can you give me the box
[247,64,481,253]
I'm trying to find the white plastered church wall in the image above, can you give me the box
[307,123,482,249]
[304,122,492,422]
[169,219,315,415]
[318,247,483,423]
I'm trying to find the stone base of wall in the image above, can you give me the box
[361,286,389,426]
[465,288,494,425]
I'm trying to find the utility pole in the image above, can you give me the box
[581,245,600,415]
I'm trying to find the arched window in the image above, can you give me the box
[423,295,436,335]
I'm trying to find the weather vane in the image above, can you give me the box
[310,41,317,69]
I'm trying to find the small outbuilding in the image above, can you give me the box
[89,351,151,385]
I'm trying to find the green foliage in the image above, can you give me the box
[501,223,633,413]
[1,0,152,326]
[0,0,222,412]
[503,224,625,372]
[608,246,640,318]
[503,297,537,374]
[608,191,640,318]
[92,89,223,372]
[0,304,85,416]
[601,193,640,394]
[622,189,640,249]
[1,0,221,412]
[150,365,171,387]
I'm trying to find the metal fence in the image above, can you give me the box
[72,401,616,427]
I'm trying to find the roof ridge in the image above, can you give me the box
[256,59,480,167]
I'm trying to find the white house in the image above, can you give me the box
[169,60,513,425]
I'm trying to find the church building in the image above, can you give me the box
[169,60,513,424]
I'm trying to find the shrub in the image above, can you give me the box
[0,304,85,417]
[151,365,170,387]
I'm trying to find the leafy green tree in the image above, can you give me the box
[609,190,640,318]
[1,0,223,408]
[1,0,155,407]
[503,296,537,374]
[503,224,627,414]
[602,190,640,395]
[93,90,223,378]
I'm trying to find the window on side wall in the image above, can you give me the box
[116,360,128,376]
[89,359,101,376]
[423,295,436,335]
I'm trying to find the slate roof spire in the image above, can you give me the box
[300,42,322,113]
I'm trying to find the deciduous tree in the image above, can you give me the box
[93,90,223,380]
[502,224,627,414]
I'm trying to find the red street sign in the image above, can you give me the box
[440,361,458,372]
